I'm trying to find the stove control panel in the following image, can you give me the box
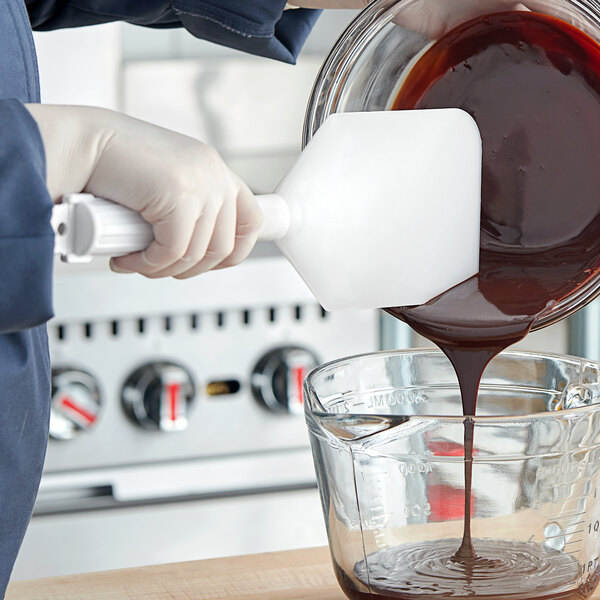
[43,257,379,472]
[50,368,102,441]
[251,346,319,415]
[121,362,195,432]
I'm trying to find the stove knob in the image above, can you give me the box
[121,362,195,432]
[251,346,319,415]
[50,368,102,441]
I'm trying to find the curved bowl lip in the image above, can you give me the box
[302,0,600,331]
[304,347,600,422]
[302,0,400,148]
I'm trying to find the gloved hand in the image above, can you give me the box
[295,0,529,39]
[25,104,263,279]
[384,0,531,39]
[291,1,367,6]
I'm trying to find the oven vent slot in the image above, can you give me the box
[51,304,328,342]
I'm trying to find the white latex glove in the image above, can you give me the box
[294,0,529,39]
[389,0,531,39]
[26,104,262,279]
[291,1,368,6]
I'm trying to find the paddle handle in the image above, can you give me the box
[52,193,290,262]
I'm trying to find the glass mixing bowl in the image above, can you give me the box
[301,0,600,330]
[305,349,600,599]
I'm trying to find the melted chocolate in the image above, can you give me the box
[334,539,599,599]
[389,9,600,417]
[335,10,600,599]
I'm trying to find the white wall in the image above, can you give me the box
[34,24,121,108]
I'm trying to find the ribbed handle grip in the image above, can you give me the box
[52,193,291,262]
[53,194,153,262]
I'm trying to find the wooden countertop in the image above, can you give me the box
[7,546,600,600]
[6,547,345,600]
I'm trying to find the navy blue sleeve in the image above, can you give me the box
[0,99,54,334]
[26,1,321,64]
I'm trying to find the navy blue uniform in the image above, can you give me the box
[27,1,321,64]
[0,1,318,595]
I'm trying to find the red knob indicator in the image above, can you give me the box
[121,362,195,432]
[50,369,102,440]
[251,346,319,414]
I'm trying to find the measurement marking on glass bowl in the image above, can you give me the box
[539,567,581,580]
[538,560,580,572]
[537,572,580,585]
[366,390,425,409]
[545,529,584,539]
[554,511,587,519]
[551,520,585,529]
[397,462,434,476]
[543,561,581,569]
[582,557,600,573]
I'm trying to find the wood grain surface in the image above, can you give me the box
[6,545,600,600]
[5,547,345,600]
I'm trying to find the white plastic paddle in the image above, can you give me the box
[52,109,482,310]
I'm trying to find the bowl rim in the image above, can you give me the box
[304,347,600,422]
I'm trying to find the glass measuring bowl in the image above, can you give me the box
[302,0,600,330]
[305,349,600,599]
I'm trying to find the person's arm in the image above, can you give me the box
[25,1,321,64]
[0,99,54,334]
